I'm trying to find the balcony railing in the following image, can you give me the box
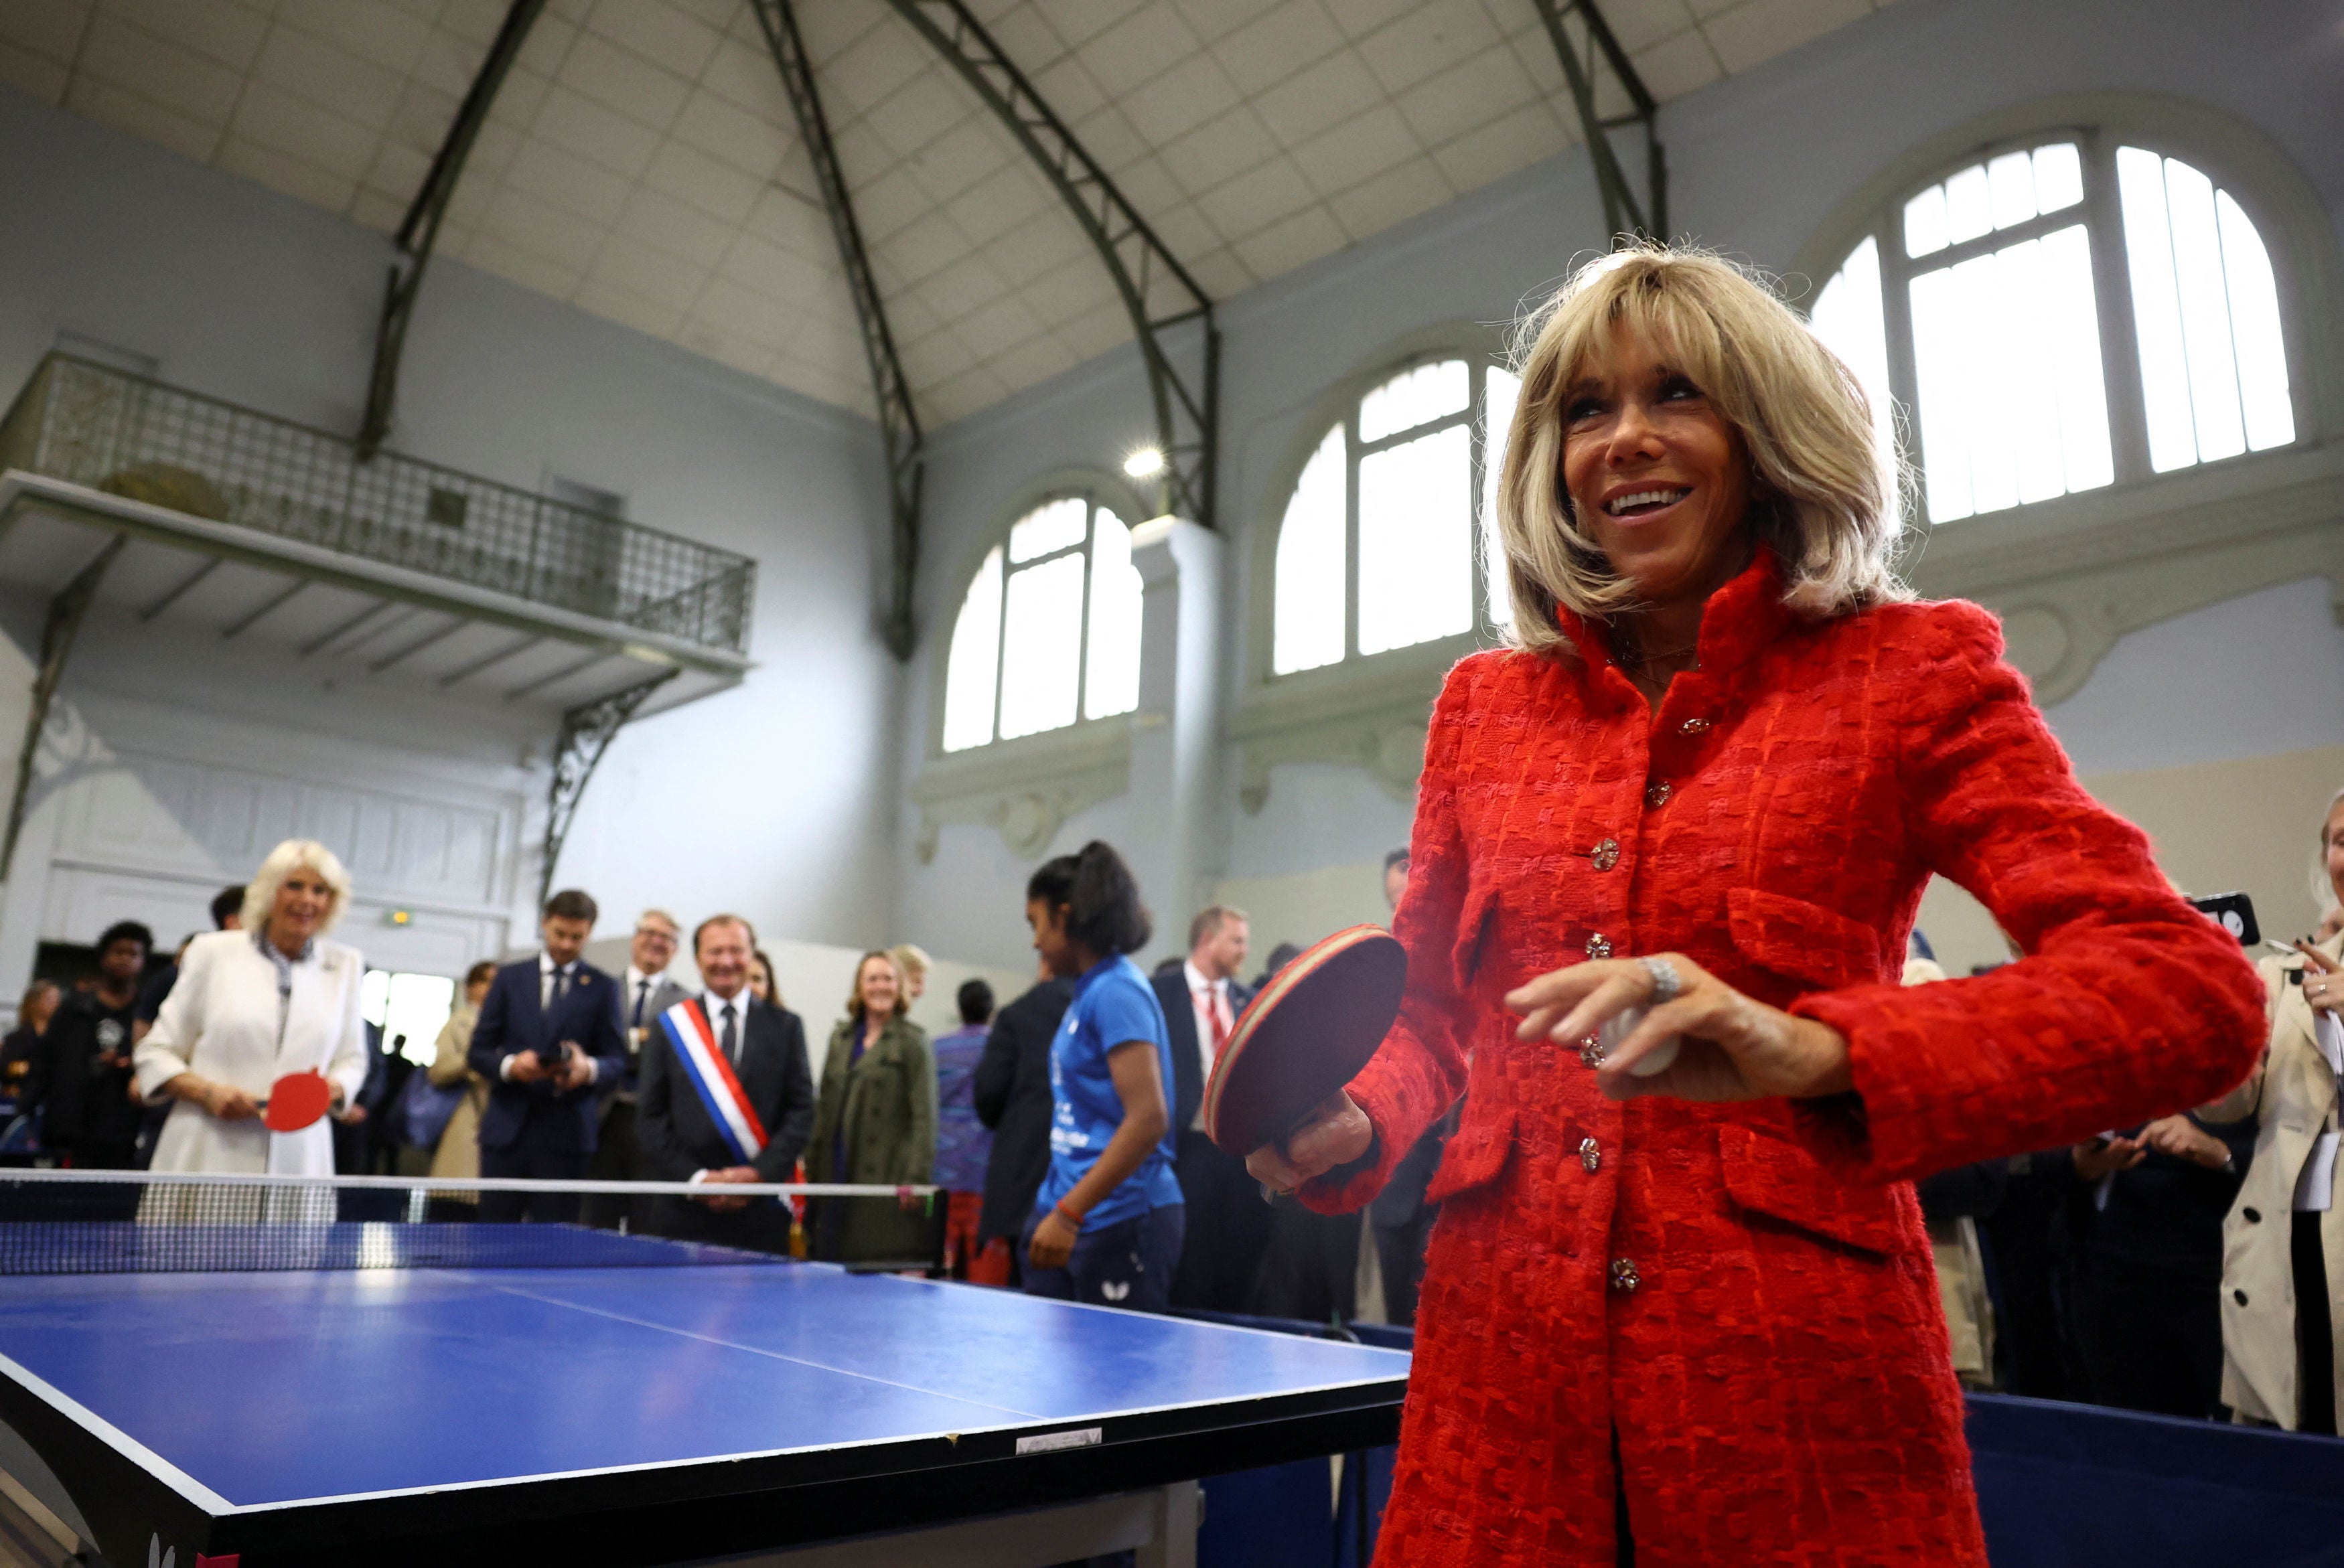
[0,354,755,657]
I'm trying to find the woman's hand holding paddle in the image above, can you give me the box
[1507,952,1854,1103]
[1246,1091,1372,1196]
[204,1080,261,1121]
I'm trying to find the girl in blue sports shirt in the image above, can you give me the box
[1021,840,1185,1311]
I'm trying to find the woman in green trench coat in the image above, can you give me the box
[808,949,936,1263]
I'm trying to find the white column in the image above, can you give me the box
[1124,516,1222,967]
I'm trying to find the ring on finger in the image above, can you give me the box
[1639,955,1683,1005]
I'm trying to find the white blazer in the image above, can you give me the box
[132,929,368,1176]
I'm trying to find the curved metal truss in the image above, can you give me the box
[884,0,1220,529]
[748,0,926,659]
[358,0,546,459]
[1530,0,1667,244]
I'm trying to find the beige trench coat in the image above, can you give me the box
[425,1004,490,1187]
[2203,932,2344,1427]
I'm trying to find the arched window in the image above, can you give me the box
[941,495,1141,752]
[1809,137,2295,524]
[1272,358,1519,676]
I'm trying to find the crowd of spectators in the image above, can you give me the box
[4,823,2335,1436]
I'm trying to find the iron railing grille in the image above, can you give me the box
[0,354,754,655]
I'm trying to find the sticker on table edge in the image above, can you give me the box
[1014,1427,1104,1456]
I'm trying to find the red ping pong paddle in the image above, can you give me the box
[260,1070,335,1133]
[1203,925,1406,1158]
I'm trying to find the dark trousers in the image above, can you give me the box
[1252,1202,1359,1322]
[2296,1212,2337,1435]
[2070,1255,2224,1419]
[1168,1129,1272,1312]
[579,1099,640,1231]
[1023,1204,1184,1313]
[480,1146,587,1223]
[644,1193,792,1255]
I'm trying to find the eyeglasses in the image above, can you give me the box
[634,928,677,944]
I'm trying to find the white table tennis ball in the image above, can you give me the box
[1598,1007,1682,1078]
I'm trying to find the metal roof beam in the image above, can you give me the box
[357,0,546,458]
[883,0,1220,530]
[1531,0,1667,243]
[747,0,925,661]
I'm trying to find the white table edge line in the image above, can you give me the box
[0,1349,235,1514]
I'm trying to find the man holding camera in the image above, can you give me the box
[468,888,627,1223]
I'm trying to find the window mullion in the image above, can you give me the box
[1879,214,1927,524]
[2084,133,2152,483]
[1467,362,1489,633]
[991,558,1013,745]
[1074,503,1095,722]
[1345,410,1361,661]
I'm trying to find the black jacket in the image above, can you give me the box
[35,992,143,1156]
[972,977,1074,1243]
[1150,969,1207,1138]
[637,995,816,1181]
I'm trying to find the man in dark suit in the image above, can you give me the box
[636,915,815,1255]
[582,908,688,1231]
[467,888,627,1223]
[1159,905,1273,1312]
[972,963,1076,1285]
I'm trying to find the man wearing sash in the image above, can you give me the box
[637,914,815,1253]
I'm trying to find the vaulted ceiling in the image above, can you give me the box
[3,0,1899,428]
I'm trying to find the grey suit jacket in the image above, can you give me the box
[615,974,690,1101]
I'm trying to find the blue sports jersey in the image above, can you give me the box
[1035,955,1183,1229]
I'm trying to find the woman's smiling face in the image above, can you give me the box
[1560,322,1754,608]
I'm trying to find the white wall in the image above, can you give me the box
[892,0,2344,972]
[0,86,906,994]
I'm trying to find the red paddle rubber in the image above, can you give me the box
[260,1071,335,1133]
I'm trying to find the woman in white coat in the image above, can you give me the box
[133,839,368,1178]
[2204,790,2344,1434]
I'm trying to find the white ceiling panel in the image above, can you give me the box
[20,0,1896,428]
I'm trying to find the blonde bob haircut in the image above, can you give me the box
[240,839,354,935]
[1493,244,1909,655]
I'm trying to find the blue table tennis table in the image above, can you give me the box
[0,1238,1410,1567]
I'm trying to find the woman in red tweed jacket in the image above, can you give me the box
[1252,248,2264,1565]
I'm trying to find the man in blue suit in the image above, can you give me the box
[468,888,627,1223]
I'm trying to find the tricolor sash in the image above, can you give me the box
[658,999,767,1164]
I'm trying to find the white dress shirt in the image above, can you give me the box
[624,965,670,1033]
[500,951,598,1083]
[1183,959,1234,1131]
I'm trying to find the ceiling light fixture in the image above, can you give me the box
[1122,447,1165,479]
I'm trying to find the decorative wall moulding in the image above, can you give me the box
[1908,444,2344,703]
[909,720,1130,863]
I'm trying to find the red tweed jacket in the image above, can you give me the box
[1303,552,2264,1565]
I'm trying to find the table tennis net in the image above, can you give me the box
[0,1170,940,1275]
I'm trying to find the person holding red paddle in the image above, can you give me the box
[133,840,367,1178]
[1247,246,2264,1566]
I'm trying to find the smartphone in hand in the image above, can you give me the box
[2185,892,2259,947]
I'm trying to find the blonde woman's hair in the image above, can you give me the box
[847,949,909,1022]
[241,839,353,935]
[1493,244,1909,655]
[889,942,930,981]
[2309,787,2344,913]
